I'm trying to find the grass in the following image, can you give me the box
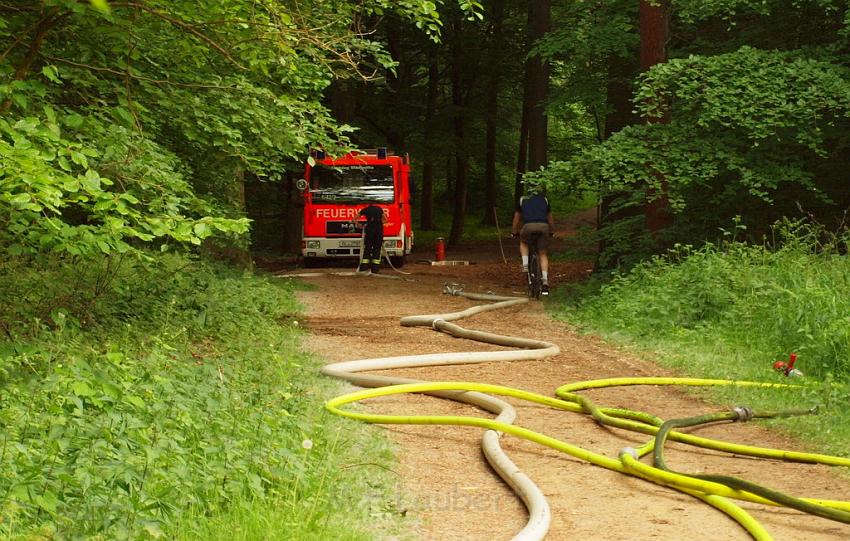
[171,384,406,541]
[0,254,403,540]
[552,219,850,457]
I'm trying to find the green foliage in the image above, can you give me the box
[556,218,850,454]
[0,110,249,257]
[636,47,850,149]
[562,219,850,380]
[536,0,638,111]
[557,46,850,210]
[0,255,398,539]
[171,423,404,541]
[672,0,847,28]
[524,1,850,266]
[0,0,480,259]
[672,0,775,23]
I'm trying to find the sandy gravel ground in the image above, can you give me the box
[278,210,850,541]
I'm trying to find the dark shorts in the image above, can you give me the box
[520,222,550,250]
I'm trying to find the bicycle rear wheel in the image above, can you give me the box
[528,252,541,299]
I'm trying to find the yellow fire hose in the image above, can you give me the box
[321,287,850,540]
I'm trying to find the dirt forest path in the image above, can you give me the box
[283,209,850,541]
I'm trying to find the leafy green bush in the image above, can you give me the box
[0,110,250,258]
[556,219,850,453]
[563,220,850,379]
[0,255,398,539]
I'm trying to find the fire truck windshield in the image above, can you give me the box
[310,164,394,203]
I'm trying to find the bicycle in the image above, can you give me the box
[526,232,544,299]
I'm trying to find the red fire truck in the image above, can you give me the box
[297,148,413,266]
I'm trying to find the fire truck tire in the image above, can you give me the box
[390,255,406,268]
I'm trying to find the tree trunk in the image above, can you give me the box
[448,18,468,247]
[596,52,641,270]
[328,82,357,124]
[514,70,531,205]
[513,6,533,206]
[640,0,672,234]
[481,0,505,225]
[1,8,61,114]
[420,48,438,231]
[526,0,550,172]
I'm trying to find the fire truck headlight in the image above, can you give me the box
[307,241,321,249]
[383,240,395,248]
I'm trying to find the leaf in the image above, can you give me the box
[72,381,95,397]
[143,522,165,539]
[41,65,61,84]
[11,93,28,109]
[126,395,146,408]
[71,151,89,169]
[64,114,84,129]
[8,193,31,207]
[90,0,111,13]
[35,490,59,513]
[81,170,101,191]
[43,105,57,123]
[101,380,121,399]
[114,107,135,127]
[193,222,210,237]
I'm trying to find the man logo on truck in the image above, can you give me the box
[297,148,414,267]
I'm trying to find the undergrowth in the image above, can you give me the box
[0,254,401,539]
[555,219,850,456]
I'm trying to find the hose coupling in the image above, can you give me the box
[733,406,754,422]
[619,446,639,460]
[443,282,465,296]
[431,318,446,330]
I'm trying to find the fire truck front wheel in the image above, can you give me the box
[390,255,406,268]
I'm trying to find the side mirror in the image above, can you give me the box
[295,178,309,191]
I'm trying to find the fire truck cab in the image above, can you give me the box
[297,148,413,266]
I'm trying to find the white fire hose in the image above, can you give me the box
[321,287,557,540]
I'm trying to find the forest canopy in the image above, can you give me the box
[0,0,480,258]
[3,0,849,261]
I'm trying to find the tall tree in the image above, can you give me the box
[448,16,468,246]
[513,60,532,205]
[482,0,505,225]
[598,5,642,269]
[639,0,672,235]
[420,46,439,231]
[526,0,551,172]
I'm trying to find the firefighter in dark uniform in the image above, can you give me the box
[355,204,386,273]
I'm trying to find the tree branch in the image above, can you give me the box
[1,7,63,114]
[107,1,247,70]
[42,55,239,90]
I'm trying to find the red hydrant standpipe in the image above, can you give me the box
[435,237,446,262]
[786,353,798,374]
[773,352,802,377]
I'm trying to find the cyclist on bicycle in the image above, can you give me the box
[511,182,555,295]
